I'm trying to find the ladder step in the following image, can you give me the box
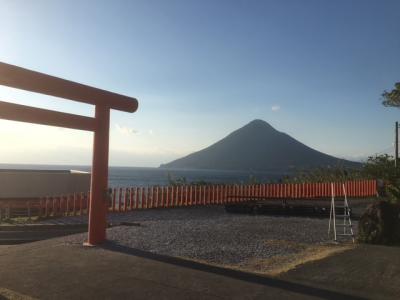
[336,224,352,227]
[337,233,354,236]
[336,215,350,217]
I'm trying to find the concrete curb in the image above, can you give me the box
[0,223,89,245]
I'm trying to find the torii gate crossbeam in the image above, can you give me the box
[0,62,138,245]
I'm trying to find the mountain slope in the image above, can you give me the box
[160,119,359,171]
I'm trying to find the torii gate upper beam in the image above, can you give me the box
[0,62,138,245]
[0,62,137,112]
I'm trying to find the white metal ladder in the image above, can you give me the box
[328,183,355,243]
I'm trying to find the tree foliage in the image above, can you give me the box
[284,154,400,204]
[283,165,362,183]
[382,82,400,107]
[363,154,400,183]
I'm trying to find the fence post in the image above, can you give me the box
[65,195,70,216]
[291,183,295,199]
[185,185,189,206]
[52,196,56,216]
[192,186,195,206]
[178,186,182,206]
[199,186,203,205]
[171,186,176,207]
[63,195,67,215]
[133,187,137,209]
[86,191,90,215]
[197,186,201,206]
[38,198,43,218]
[278,184,282,198]
[118,188,122,212]
[144,187,148,209]
[45,197,49,217]
[65,194,69,215]
[172,186,176,207]
[124,188,128,211]
[363,180,367,197]
[204,186,207,205]
[131,187,135,209]
[247,185,251,199]
[79,193,83,215]
[154,186,158,208]
[160,186,164,208]
[151,186,155,208]
[166,185,170,207]
[356,180,360,197]
[27,201,31,220]
[58,196,62,216]
[72,193,77,216]
[140,187,145,209]
[143,187,147,209]
[111,188,116,212]
[225,185,229,204]
[180,186,184,206]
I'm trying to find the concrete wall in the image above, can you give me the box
[0,170,91,199]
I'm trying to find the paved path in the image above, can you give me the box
[0,236,398,300]
[280,244,400,300]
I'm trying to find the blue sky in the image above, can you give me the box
[0,0,399,166]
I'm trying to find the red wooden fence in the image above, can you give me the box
[0,179,378,219]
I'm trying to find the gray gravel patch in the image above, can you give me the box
[62,206,357,266]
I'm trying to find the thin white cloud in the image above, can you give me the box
[271,105,280,112]
[115,124,138,135]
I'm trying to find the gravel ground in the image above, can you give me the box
[62,206,357,267]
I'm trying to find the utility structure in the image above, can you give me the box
[0,62,138,245]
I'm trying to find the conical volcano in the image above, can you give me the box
[160,119,359,171]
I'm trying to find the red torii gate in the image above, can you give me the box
[0,62,138,245]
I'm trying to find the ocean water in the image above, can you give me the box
[0,164,288,187]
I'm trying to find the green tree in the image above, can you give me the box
[362,154,400,183]
[362,154,400,204]
[382,82,400,107]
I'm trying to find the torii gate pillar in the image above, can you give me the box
[88,105,110,244]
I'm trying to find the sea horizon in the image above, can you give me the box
[0,163,289,187]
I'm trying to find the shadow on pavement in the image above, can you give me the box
[102,241,365,300]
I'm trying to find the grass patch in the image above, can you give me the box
[240,242,355,276]
[0,215,68,225]
[0,288,37,300]
[0,216,40,225]
[180,241,355,277]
